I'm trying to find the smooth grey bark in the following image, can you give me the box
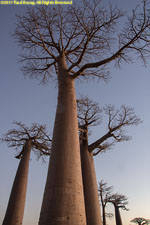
[80,130,102,225]
[114,206,123,225]
[2,139,32,225]
[39,55,86,225]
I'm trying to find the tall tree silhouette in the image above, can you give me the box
[1,121,51,225]
[78,97,103,225]
[14,1,150,224]
[98,180,114,225]
[77,96,141,225]
[107,193,128,225]
[131,217,150,225]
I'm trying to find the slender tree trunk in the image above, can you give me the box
[102,205,106,225]
[100,193,106,225]
[39,55,86,225]
[80,131,102,225]
[2,139,32,225]
[114,206,123,225]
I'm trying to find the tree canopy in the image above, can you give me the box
[77,96,141,156]
[131,217,150,225]
[14,0,150,83]
[1,121,51,160]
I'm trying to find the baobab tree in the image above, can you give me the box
[107,193,129,225]
[78,97,103,225]
[77,96,141,225]
[14,0,150,224]
[131,218,150,225]
[98,180,114,225]
[1,121,51,225]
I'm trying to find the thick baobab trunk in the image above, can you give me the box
[39,55,86,225]
[114,206,123,225]
[80,130,102,225]
[2,139,32,225]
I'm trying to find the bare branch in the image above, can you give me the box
[89,104,141,153]
[14,0,150,83]
[98,180,114,207]
[1,121,51,159]
[71,0,150,78]
[13,1,123,82]
[92,141,114,156]
[107,193,129,210]
[77,96,102,128]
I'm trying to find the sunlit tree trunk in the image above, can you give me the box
[39,55,86,225]
[114,205,123,225]
[80,131,102,225]
[2,139,32,225]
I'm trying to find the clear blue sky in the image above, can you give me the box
[0,1,150,225]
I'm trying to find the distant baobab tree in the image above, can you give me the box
[131,217,150,225]
[14,0,150,224]
[98,180,114,225]
[77,96,141,225]
[78,97,103,225]
[107,193,129,225]
[1,121,51,225]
